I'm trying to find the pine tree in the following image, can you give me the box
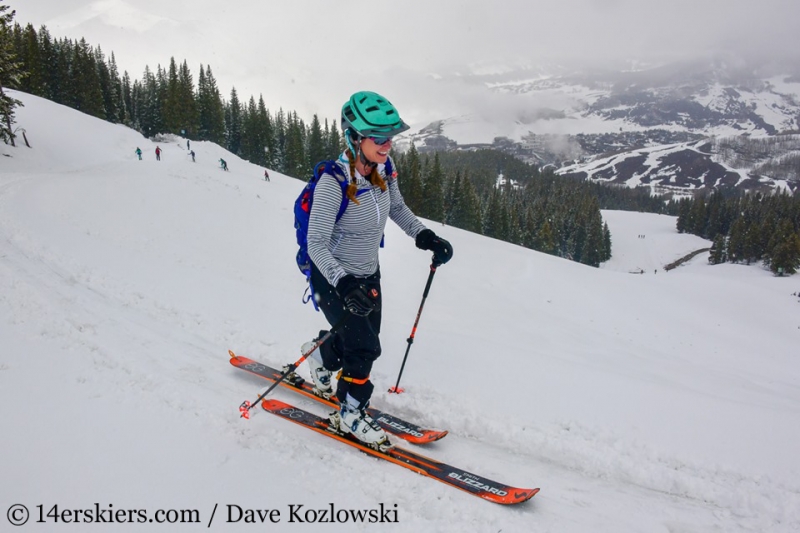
[197,65,225,144]
[163,57,181,133]
[727,217,746,263]
[537,219,557,255]
[581,202,604,267]
[602,221,612,262]
[709,234,727,265]
[401,144,424,213]
[273,108,287,172]
[94,46,118,123]
[258,95,274,167]
[72,38,105,119]
[765,219,800,275]
[307,114,326,167]
[0,1,23,145]
[483,188,503,239]
[120,68,132,126]
[327,120,341,158]
[18,23,41,95]
[419,152,445,222]
[225,86,242,155]
[283,111,308,178]
[176,60,197,138]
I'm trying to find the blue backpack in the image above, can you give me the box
[294,158,393,309]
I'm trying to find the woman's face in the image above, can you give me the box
[360,136,392,165]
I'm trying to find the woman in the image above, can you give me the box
[305,91,453,451]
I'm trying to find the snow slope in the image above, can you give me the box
[2,91,799,532]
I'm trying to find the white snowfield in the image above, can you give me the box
[1,91,799,532]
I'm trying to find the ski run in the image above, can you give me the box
[2,90,800,532]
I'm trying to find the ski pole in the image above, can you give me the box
[389,262,438,394]
[239,314,349,419]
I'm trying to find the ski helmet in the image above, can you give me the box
[341,91,410,139]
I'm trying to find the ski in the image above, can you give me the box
[229,351,447,444]
[261,398,539,505]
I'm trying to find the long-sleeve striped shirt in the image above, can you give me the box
[307,153,426,288]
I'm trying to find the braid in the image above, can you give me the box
[343,147,388,200]
[370,166,387,192]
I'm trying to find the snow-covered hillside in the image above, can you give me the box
[2,91,799,532]
[557,138,800,194]
[404,62,800,146]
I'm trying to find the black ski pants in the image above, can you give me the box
[310,263,382,407]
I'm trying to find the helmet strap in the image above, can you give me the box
[349,134,377,175]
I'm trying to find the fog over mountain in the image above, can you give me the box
[14,0,800,125]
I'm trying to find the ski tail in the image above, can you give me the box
[229,352,448,444]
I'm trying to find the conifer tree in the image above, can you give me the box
[483,188,503,239]
[197,65,225,144]
[709,234,727,264]
[765,219,800,275]
[307,114,326,167]
[537,219,557,255]
[0,0,23,145]
[18,23,41,95]
[401,144,424,213]
[273,108,287,172]
[225,86,243,155]
[94,46,118,123]
[72,38,104,119]
[258,95,274,168]
[327,120,341,158]
[602,221,612,262]
[419,152,445,222]
[176,60,197,138]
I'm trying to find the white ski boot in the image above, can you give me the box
[303,340,333,399]
[329,394,392,452]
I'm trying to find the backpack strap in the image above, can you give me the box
[304,160,350,311]
[319,160,350,222]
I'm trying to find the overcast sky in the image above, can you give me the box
[13,0,800,125]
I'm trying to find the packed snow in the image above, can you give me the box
[2,91,799,532]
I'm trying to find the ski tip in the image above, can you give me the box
[482,487,540,505]
[405,430,448,444]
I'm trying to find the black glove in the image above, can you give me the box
[415,229,453,266]
[336,275,380,317]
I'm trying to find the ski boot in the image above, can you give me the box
[329,394,393,453]
[303,340,333,400]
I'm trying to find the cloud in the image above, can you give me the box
[15,0,800,123]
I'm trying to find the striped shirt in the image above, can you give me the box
[307,153,427,287]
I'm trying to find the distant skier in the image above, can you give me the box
[155,146,162,161]
[299,91,453,451]
[135,147,142,160]
[264,169,270,182]
[219,158,228,171]
[187,140,190,150]
[190,150,195,162]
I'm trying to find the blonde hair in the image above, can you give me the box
[344,148,387,204]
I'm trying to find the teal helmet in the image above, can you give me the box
[341,91,410,140]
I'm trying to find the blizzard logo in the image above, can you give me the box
[448,473,508,496]
[377,416,424,438]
